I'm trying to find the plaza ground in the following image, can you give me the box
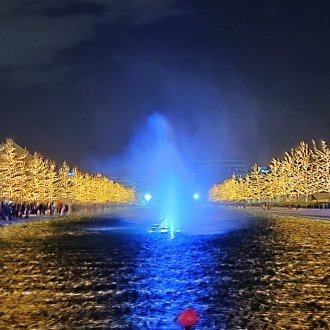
[244,205,330,221]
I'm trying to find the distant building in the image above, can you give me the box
[110,157,247,202]
[110,176,142,189]
[192,158,247,185]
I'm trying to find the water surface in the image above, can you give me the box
[0,212,329,329]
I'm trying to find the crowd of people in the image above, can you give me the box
[0,201,69,221]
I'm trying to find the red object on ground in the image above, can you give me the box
[177,309,200,328]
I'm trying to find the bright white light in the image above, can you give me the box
[144,193,152,202]
[193,193,200,200]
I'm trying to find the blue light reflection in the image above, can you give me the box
[125,234,219,329]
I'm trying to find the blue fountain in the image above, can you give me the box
[133,113,193,237]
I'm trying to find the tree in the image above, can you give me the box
[210,139,329,205]
[0,138,136,206]
[312,140,330,194]
[45,160,59,204]
[58,161,73,202]
[209,176,241,202]
[267,158,288,202]
[249,164,265,202]
[288,141,313,202]
[26,152,49,203]
[70,167,86,204]
[0,139,28,202]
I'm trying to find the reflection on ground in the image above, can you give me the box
[0,211,329,329]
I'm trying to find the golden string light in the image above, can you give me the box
[210,140,330,204]
[0,139,135,205]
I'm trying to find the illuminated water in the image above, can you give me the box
[0,211,329,329]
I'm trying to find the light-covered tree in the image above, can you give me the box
[0,139,28,202]
[249,164,265,202]
[45,160,59,203]
[210,139,329,205]
[26,152,49,203]
[312,140,330,194]
[58,161,73,202]
[287,141,313,202]
[267,158,288,202]
[0,138,136,207]
[70,167,86,204]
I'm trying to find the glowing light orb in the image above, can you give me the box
[144,193,152,202]
[193,193,200,200]
[177,309,200,328]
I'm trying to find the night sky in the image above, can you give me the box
[0,0,329,172]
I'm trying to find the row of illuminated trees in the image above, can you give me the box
[0,139,135,205]
[210,140,330,204]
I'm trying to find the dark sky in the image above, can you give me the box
[0,0,329,171]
